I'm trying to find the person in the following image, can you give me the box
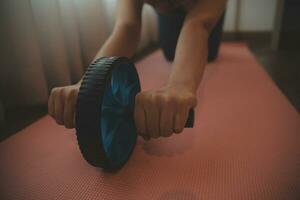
[48,0,227,140]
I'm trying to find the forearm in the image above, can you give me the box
[77,24,141,84]
[93,24,141,60]
[93,0,142,59]
[168,20,209,93]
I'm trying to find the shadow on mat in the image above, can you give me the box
[140,132,195,157]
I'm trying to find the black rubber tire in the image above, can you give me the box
[75,57,137,170]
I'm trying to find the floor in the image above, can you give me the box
[0,105,47,141]
[2,44,299,199]
[247,37,300,112]
[1,38,299,142]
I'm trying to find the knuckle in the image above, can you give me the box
[151,94,160,104]
[161,96,176,108]
[55,90,63,101]
[61,89,70,103]
[51,87,58,94]
[60,88,67,96]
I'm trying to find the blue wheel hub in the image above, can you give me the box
[101,63,141,168]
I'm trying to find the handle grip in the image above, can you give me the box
[184,109,194,128]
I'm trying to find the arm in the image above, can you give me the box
[168,0,227,92]
[93,0,143,59]
[134,0,227,140]
[78,0,143,84]
[49,0,143,128]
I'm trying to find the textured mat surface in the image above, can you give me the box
[0,43,299,200]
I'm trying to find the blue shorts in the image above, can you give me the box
[158,9,225,62]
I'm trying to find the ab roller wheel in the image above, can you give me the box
[75,57,194,171]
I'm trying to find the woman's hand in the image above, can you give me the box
[134,84,197,140]
[48,82,80,129]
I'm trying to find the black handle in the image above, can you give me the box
[184,109,194,128]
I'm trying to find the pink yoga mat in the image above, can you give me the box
[0,43,299,200]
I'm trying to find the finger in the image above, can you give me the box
[145,95,160,139]
[159,102,174,137]
[174,105,190,134]
[48,88,55,117]
[64,90,77,129]
[134,94,146,137]
[54,89,65,125]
